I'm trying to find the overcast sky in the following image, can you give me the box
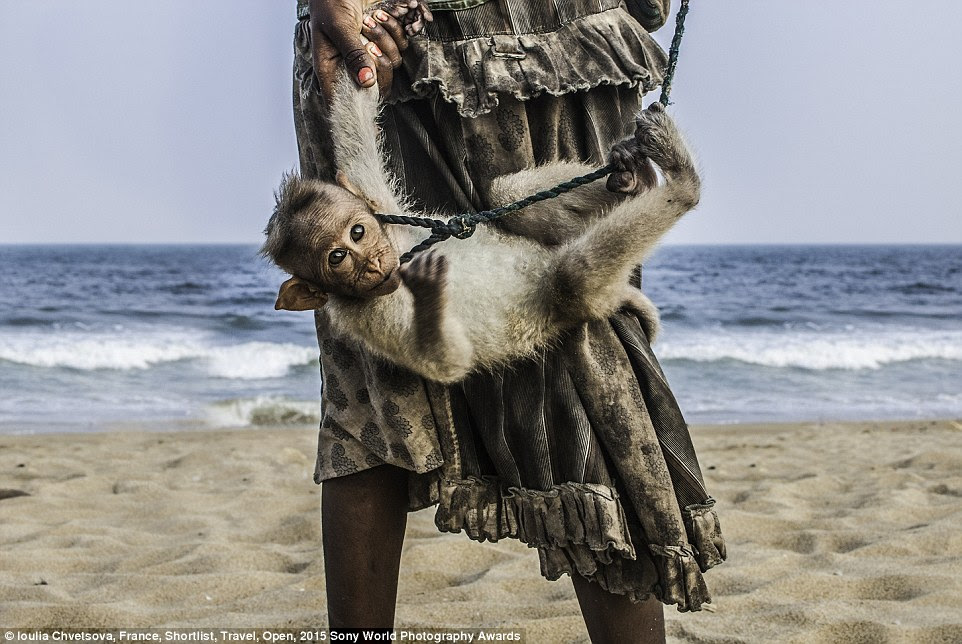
[1,1,960,244]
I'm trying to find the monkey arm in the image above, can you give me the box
[488,162,631,246]
[547,105,700,325]
[333,252,474,383]
[398,252,475,383]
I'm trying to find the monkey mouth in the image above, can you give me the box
[366,268,400,296]
[372,269,395,289]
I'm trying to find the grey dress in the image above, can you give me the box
[292,0,725,612]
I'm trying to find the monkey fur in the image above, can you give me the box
[262,73,700,384]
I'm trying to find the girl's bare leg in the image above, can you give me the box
[571,575,666,644]
[321,464,410,628]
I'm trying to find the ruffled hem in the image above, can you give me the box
[423,475,723,612]
[388,7,668,118]
[685,500,728,572]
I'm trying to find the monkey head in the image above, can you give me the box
[262,172,402,311]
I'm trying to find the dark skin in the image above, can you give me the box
[307,1,667,640]
[309,0,432,100]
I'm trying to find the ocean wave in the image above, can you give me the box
[159,281,209,294]
[730,315,789,327]
[0,329,316,379]
[889,281,957,295]
[206,396,320,427]
[219,315,272,331]
[658,328,962,370]
[4,316,52,327]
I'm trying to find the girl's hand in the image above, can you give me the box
[309,0,432,101]
[361,0,433,97]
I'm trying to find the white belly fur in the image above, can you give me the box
[439,228,555,368]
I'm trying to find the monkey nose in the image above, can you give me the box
[366,257,382,273]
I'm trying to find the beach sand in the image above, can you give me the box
[2,419,961,642]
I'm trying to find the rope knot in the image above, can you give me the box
[444,216,476,240]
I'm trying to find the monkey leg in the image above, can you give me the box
[321,464,409,629]
[328,69,406,213]
[489,105,672,247]
[548,106,699,326]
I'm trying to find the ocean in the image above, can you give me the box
[0,244,959,434]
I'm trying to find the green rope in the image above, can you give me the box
[378,165,613,263]
[378,0,693,263]
[658,0,690,107]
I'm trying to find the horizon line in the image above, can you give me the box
[2,241,961,248]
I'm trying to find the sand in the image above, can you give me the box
[2,419,961,643]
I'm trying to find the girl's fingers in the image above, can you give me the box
[372,9,409,53]
[362,12,405,67]
[361,23,402,71]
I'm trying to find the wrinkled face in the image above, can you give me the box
[303,189,402,298]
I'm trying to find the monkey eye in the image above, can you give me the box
[350,224,365,242]
[328,249,348,265]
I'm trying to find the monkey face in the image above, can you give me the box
[315,209,402,298]
[264,175,403,306]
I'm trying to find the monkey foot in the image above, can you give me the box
[632,102,688,174]
[606,139,658,195]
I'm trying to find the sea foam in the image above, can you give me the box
[206,396,320,426]
[658,327,962,370]
[0,329,316,379]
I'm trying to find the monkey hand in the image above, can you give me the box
[367,0,433,36]
[400,250,448,297]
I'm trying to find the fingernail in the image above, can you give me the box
[368,43,382,57]
[358,67,374,83]
[375,10,389,21]
[363,16,376,28]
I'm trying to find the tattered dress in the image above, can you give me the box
[292,0,726,612]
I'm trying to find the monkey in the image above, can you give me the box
[262,72,700,384]
[370,0,433,36]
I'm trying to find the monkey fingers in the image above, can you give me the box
[370,0,433,35]
[606,170,636,194]
[634,157,658,192]
[400,250,448,294]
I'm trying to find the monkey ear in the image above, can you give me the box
[275,276,329,311]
